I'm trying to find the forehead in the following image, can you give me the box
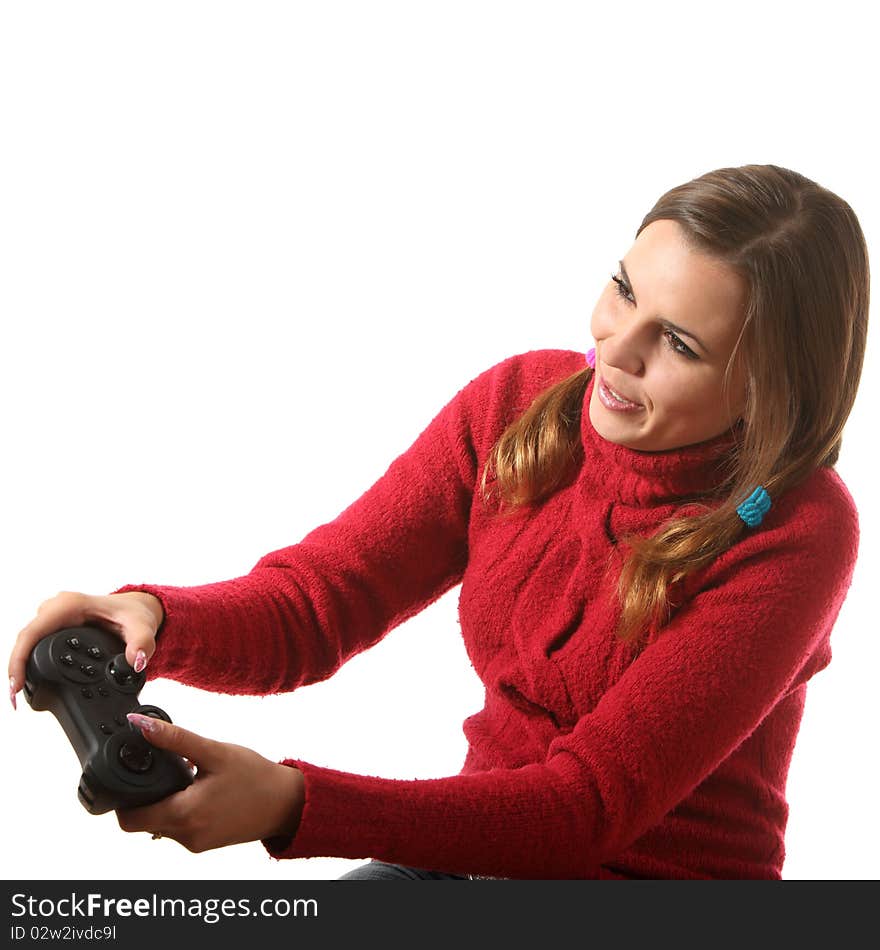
[626,219,748,344]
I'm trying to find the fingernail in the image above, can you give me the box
[127,712,161,734]
[10,677,17,712]
[133,650,147,674]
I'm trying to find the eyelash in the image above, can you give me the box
[610,273,698,360]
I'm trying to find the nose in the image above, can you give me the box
[600,323,646,377]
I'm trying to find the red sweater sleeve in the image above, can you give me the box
[261,473,859,878]
[111,353,527,694]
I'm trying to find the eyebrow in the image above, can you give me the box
[619,259,712,357]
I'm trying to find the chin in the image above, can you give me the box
[588,394,652,449]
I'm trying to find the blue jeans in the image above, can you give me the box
[338,860,472,880]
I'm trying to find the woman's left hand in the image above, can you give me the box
[116,713,305,852]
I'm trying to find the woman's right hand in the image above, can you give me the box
[8,591,165,710]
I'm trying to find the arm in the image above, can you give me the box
[113,385,475,693]
[261,474,860,878]
[111,351,560,695]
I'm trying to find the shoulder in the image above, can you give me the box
[671,466,861,681]
[487,347,589,390]
[455,347,588,413]
[768,466,859,562]
[696,465,860,602]
[448,348,588,452]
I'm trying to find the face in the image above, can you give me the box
[589,218,749,452]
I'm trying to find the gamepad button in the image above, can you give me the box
[65,636,82,650]
[132,705,173,724]
[118,742,154,774]
[108,658,136,687]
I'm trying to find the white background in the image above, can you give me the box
[1,1,876,881]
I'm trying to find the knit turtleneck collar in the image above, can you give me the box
[579,373,741,507]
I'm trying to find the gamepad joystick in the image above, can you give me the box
[23,625,194,814]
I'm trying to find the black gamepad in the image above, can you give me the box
[23,624,194,814]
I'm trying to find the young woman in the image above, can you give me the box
[8,163,869,879]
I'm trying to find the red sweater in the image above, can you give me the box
[114,349,860,879]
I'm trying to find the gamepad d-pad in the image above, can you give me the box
[24,625,193,814]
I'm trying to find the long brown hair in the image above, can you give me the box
[479,164,869,646]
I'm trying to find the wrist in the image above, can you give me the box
[273,764,305,838]
[117,591,165,632]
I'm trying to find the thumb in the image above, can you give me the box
[126,714,219,770]
[123,639,155,675]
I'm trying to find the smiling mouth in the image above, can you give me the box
[598,376,643,409]
[606,383,639,404]
[597,376,645,413]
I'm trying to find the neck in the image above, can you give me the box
[579,374,741,507]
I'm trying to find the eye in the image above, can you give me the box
[663,330,698,360]
[609,272,699,361]
[610,272,634,305]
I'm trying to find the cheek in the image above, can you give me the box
[651,371,719,414]
[666,379,743,432]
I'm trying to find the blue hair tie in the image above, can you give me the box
[737,486,771,527]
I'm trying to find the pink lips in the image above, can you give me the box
[597,375,644,412]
